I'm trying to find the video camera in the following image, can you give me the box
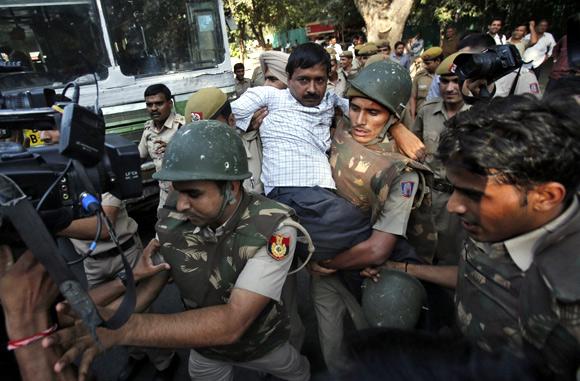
[454,44,523,84]
[0,84,142,241]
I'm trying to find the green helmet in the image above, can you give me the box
[348,60,412,119]
[362,269,427,329]
[153,120,252,182]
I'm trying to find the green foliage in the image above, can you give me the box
[407,0,579,43]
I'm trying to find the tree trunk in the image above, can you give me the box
[354,0,415,47]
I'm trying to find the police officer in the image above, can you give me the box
[356,43,379,68]
[339,50,357,77]
[48,121,311,381]
[138,84,186,212]
[313,60,436,374]
[411,56,470,266]
[439,94,580,379]
[408,47,443,120]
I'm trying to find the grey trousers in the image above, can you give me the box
[188,342,310,381]
[311,274,369,375]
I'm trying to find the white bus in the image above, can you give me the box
[1,0,235,203]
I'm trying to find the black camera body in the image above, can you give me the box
[454,44,523,84]
[0,87,142,238]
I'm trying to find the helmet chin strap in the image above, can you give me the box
[365,115,398,146]
[211,181,238,226]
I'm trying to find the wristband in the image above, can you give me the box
[7,324,58,351]
[404,262,409,273]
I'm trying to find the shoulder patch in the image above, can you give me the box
[268,234,290,261]
[401,181,415,198]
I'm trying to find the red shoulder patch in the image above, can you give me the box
[268,234,290,261]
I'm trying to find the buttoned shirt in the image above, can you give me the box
[138,111,186,172]
[232,86,349,194]
[524,32,557,68]
[489,33,507,45]
[411,99,470,180]
[327,70,348,98]
[390,52,411,70]
[411,70,435,111]
[235,77,251,97]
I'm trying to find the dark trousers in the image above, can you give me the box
[267,186,372,261]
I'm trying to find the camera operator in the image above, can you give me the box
[0,246,76,381]
[427,33,541,102]
[38,129,177,379]
[39,130,142,289]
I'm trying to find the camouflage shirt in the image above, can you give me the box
[456,196,580,378]
[156,191,295,362]
[330,117,437,264]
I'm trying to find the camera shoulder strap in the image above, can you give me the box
[508,65,523,96]
[0,174,135,337]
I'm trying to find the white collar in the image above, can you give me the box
[504,197,579,271]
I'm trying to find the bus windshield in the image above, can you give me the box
[0,0,110,91]
[100,0,226,77]
[1,0,227,92]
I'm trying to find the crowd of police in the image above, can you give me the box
[1,12,580,381]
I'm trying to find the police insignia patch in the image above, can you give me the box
[190,111,203,121]
[401,181,415,198]
[268,234,290,260]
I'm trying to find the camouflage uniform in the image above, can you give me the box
[313,118,436,375]
[331,117,436,264]
[412,99,470,265]
[456,196,580,379]
[156,191,296,362]
[138,111,186,210]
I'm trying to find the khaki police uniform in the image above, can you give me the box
[328,69,348,98]
[412,99,470,265]
[69,192,141,288]
[235,77,251,98]
[138,111,185,210]
[184,88,264,195]
[456,196,580,379]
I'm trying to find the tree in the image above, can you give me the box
[353,0,415,46]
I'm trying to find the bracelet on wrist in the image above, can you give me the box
[7,324,58,351]
[404,262,409,273]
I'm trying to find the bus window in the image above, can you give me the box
[101,0,225,77]
[0,0,110,92]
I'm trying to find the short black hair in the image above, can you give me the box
[489,17,503,25]
[286,42,331,79]
[437,94,580,198]
[144,84,171,100]
[394,41,405,49]
[458,33,495,51]
[233,63,244,71]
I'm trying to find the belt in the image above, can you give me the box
[432,179,454,194]
[92,237,136,259]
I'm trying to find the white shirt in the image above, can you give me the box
[523,32,557,67]
[489,33,507,45]
[232,86,349,194]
